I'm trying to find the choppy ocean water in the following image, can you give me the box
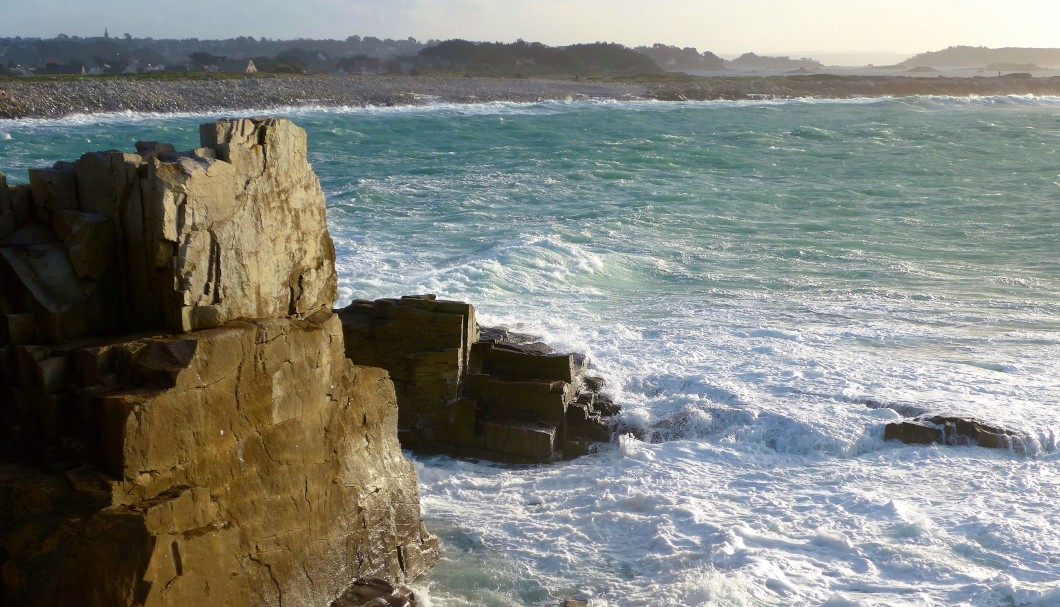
[2,96,1059,606]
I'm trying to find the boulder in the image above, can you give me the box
[337,296,477,447]
[0,171,13,239]
[73,151,142,217]
[883,419,940,445]
[478,420,557,463]
[0,209,14,241]
[471,340,576,382]
[0,235,94,343]
[50,210,114,281]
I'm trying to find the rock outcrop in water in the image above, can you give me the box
[884,416,1018,450]
[337,296,616,464]
[0,118,436,606]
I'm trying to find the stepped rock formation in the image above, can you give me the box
[337,296,616,464]
[0,118,436,606]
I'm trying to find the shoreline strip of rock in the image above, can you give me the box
[1,73,1059,119]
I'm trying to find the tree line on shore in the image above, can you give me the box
[0,33,829,77]
[4,34,1055,78]
[0,33,426,75]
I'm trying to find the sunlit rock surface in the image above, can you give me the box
[0,119,436,606]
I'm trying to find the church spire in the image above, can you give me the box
[104,27,109,39]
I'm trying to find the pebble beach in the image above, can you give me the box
[2,73,1059,119]
[0,75,647,119]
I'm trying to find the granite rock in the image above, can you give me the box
[0,118,335,342]
[330,577,417,607]
[0,119,436,607]
[337,296,617,464]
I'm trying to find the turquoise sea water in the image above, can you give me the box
[2,96,1059,606]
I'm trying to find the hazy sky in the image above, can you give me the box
[1,0,1057,62]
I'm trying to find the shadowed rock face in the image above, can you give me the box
[884,416,1018,450]
[329,577,416,607]
[337,295,617,464]
[0,119,436,606]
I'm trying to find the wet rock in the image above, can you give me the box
[330,577,417,607]
[336,300,618,464]
[885,416,1018,449]
[478,325,553,354]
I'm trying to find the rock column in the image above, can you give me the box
[0,118,436,606]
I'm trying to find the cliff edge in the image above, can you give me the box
[0,118,437,606]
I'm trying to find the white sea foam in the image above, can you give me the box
[4,95,1056,133]
[325,98,1060,605]
[413,434,1060,605]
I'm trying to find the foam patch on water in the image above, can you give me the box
[413,437,1060,605]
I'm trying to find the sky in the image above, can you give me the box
[1,0,1057,64]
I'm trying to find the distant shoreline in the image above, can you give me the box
[1,73,1058,119]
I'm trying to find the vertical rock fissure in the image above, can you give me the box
[206,228,221,304]
[170,541,183,577]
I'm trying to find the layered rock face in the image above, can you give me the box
[2,118,334,339]
[0,119,436,606]
[337,296,616,464]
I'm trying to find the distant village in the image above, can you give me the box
[0,30,429,76]
[0,31,828,77]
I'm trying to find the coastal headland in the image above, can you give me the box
[0,114,617,605]
[1,73,1059,119]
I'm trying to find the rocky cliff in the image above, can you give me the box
[0,118,436,606]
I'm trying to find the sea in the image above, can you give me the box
[2,95,1059,607]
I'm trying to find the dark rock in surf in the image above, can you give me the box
[330,577,417,607]
[336,296,619,464]
[885,416,1018,449]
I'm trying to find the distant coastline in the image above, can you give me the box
[1,73,1059,119]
